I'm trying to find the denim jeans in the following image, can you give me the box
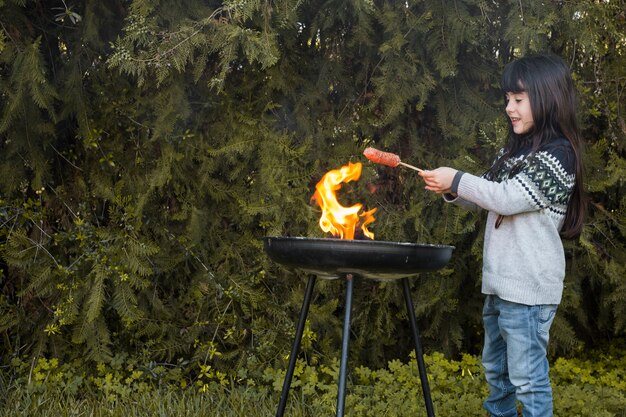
[482,295,558,417]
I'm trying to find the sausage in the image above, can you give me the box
[363,147,401,168]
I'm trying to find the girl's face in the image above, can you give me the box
[505,91,534,135]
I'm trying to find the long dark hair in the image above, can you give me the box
[493,53,586,239]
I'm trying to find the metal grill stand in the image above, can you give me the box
[275,274,436,417]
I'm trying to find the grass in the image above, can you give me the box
[0,387,323,417]
[2,379,625,417]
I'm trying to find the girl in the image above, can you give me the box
[419,53,586,417]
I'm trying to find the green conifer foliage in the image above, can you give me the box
[0,0,624,375]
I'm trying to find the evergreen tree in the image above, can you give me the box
[0,0,624,375]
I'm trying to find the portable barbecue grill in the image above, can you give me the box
[264,236,455,417]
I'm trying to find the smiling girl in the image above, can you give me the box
[419,54,587,417]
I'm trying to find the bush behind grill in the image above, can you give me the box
[0,0,624,387]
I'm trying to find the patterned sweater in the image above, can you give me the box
[446,137,576,305]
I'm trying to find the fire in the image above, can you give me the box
[312,162,376,240]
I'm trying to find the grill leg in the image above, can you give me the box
[336,273,354,417]
[276,275,317,417]
[402,278,435,417]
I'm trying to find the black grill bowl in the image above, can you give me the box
[263,236,454,280]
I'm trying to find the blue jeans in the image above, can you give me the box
[482,295,558,417]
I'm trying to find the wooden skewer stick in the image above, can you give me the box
[399,161,423,172]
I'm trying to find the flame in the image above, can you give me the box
[312,162,376,240]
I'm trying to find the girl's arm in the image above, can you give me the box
[425,157,574,216]
[420,166,532,215]
[419,167,457,194]
[419,168,481,211]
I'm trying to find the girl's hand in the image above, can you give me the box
[418,167,458,194]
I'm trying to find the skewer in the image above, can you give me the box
[398,161,422,172]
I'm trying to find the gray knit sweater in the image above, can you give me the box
[445,137,576,306]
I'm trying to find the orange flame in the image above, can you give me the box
[312,162,376,240]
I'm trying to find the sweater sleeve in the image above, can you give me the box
[456,147,576,217]
[443,194,481,211]
[442,172,481,210]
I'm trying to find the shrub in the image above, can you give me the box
[1,349,625,416]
